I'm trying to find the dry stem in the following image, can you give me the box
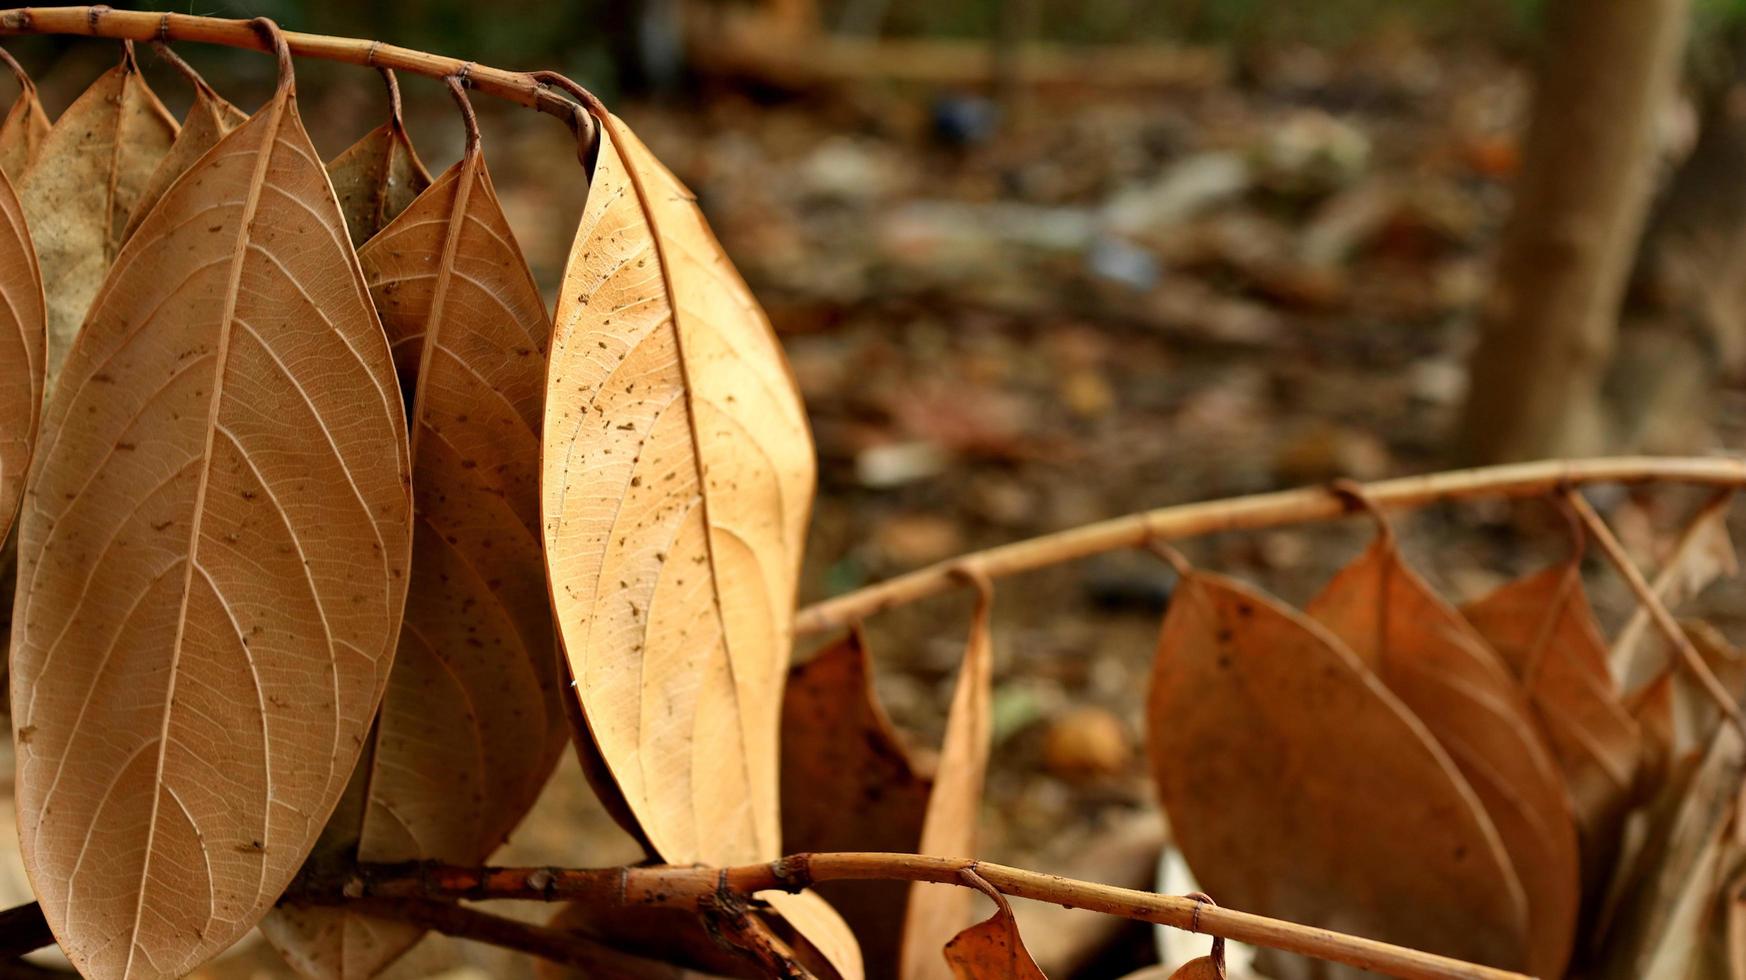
[1565,487,1746,736]
[797,455,1746,634]
[0,851,1534,979]
[0,7,595,141]
[303,854,1528,980]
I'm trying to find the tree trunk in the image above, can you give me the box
[1460,0,1689,463]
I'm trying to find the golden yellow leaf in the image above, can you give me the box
[8,47,411,980]
[0,50,50,182]
[901,591,994,980]
[1149,570,1529,971]
[18,42,176,385]
[542,110,814,864]
[325,72,431,249]
[1310,535,1578,978]
[541,107,844,974]
[259,127,567,979]
[0,163,42,543]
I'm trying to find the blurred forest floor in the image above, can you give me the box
[7,15,1746,978]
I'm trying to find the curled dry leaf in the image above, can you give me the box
[1597,725,1746,978]
[0,164,42,542]
[942,873,1046,980]
[1166,957,1224,980]
[121,50,248,246]
[0,50,50,182]
[260,128,567,978]
[18,42,176,385]
[901,588,995,980]
[1148,570,1529,972]
[782,629,932,978]
[1614,493,1737,688]
[326,71,432,248]
[540,109,844,971]
[1309,534,1578,978]
[8,46,412,980]
[1461,560,1642,901]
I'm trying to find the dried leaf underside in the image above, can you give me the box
[261,140,568,979]
[8,67,411,980]
[18,46,176,385]
[327,118,432,249]
[0,61,50,181]
[0,162,42,541]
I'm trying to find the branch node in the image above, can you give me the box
[769,853,813,890]
[526,868,556,900]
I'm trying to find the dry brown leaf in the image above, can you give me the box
[120,49,248,246]
[942,879,1045,980]
[8,47,411,980]
[18,42,176,385]
[0,163,42,542]
[782,630,932,977]
[0,51,50,182]
[542,110,815,863]
[900,590,995,980]
[1309,535,1578,978]
[326,71,431,249]
[1149,570,1529,972]
[1165,958,1223,980]
[540,109,843,973]
[1462,560,1642,901]
[259,124,566,979]
[1614,493,1738,688]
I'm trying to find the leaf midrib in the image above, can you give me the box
[121,91,287,979]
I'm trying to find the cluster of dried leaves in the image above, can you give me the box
[0,16,1739,980]
[0,29,861,980]
[1150,495,1746,979]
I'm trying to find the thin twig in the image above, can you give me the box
[0,902,52,961]
[796,455,1746,635]
[293,855,1528,980]
[0,6,595,143]
[0,848,1536,980]
[1564,487,1746,738]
